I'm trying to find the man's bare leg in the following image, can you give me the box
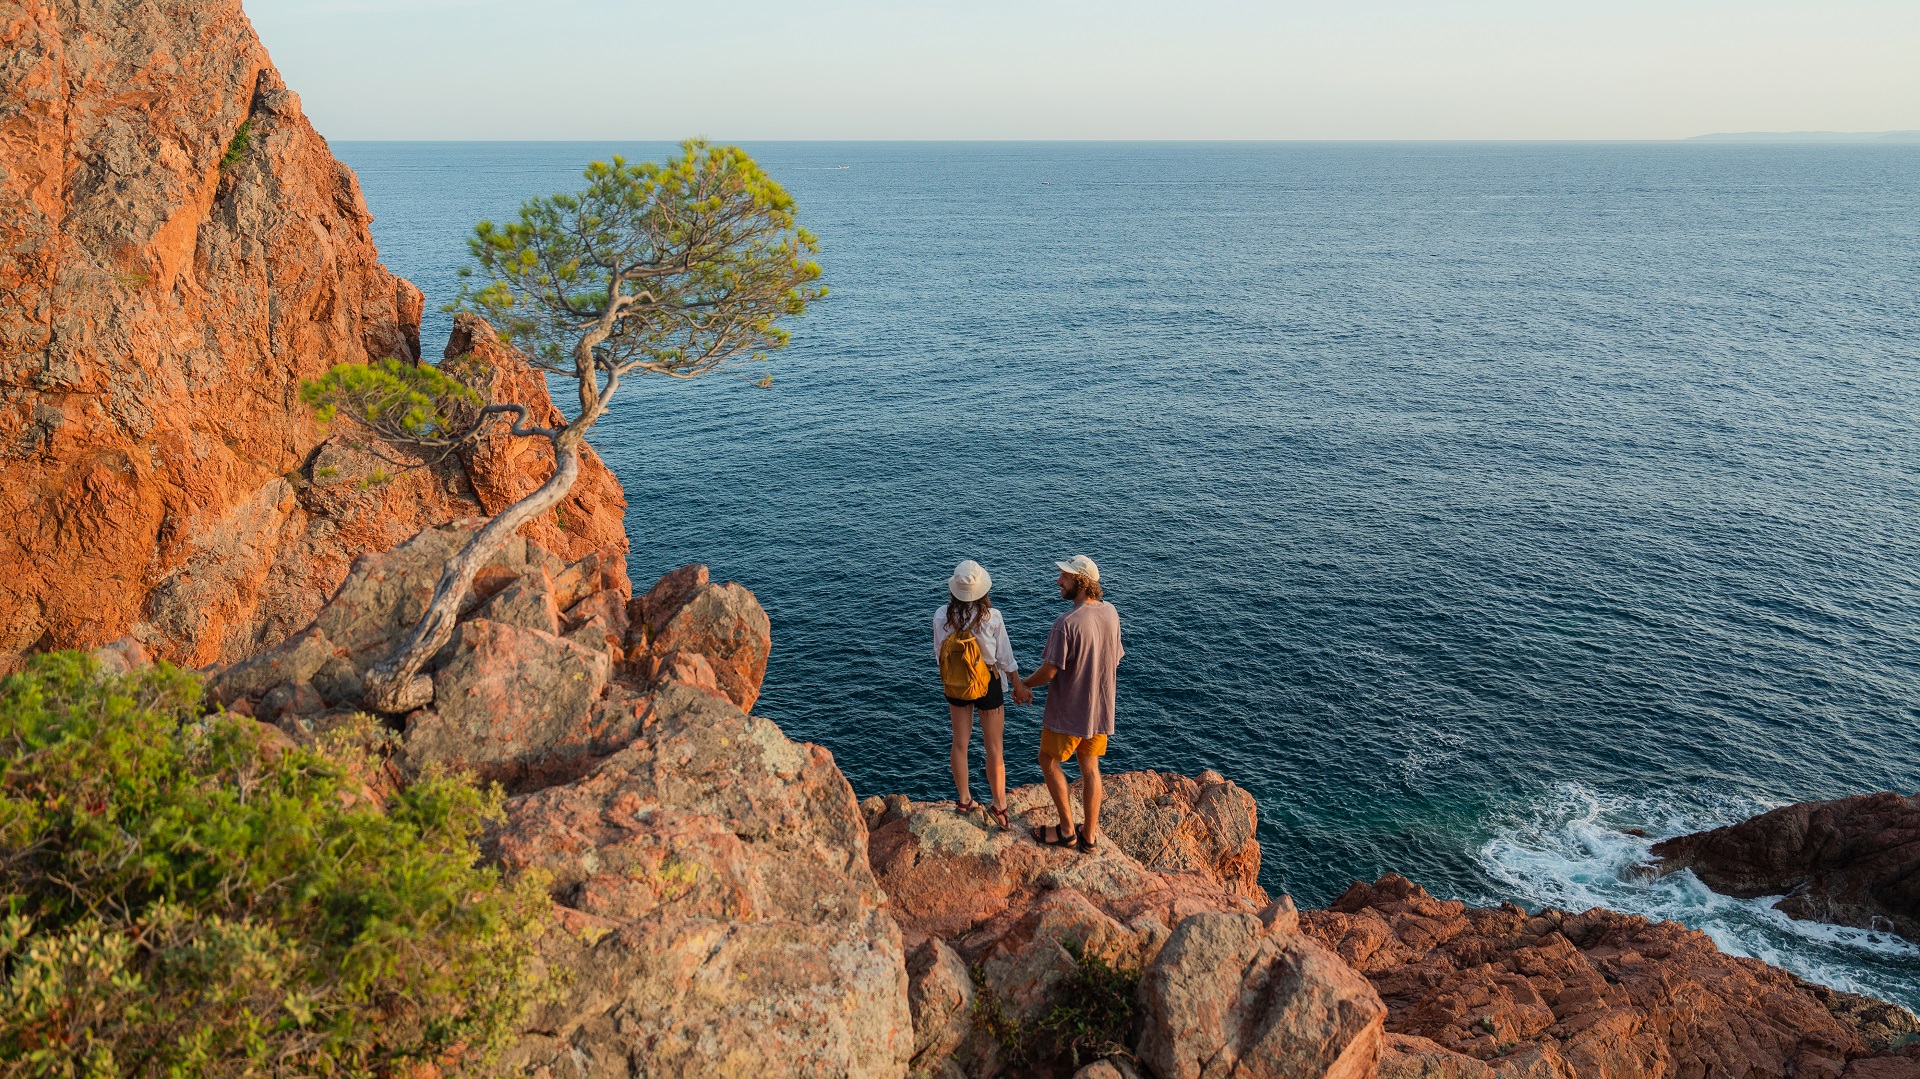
[1039,751,1077,841]
[1077,746,1104,847]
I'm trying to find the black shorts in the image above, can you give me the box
[945,674,1005,710]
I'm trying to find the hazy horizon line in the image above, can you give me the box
[331,133,1920,144]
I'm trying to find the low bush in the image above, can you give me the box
[973,942,1140,1075]
[0,652,552,1077]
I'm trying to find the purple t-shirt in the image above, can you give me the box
[1040,600,1124,737]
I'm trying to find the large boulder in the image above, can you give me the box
[405,619,612,788]
[1136,908,1385,1079]
[442,314,628,564]
[907,938,976,1068]
[234,535,913,1076]
[1093,769,1267,904]
[489,683,913,1078]
[0,2,625,671]
[1651,792,1920,943]
[626,563,772,712]
[1301,873,1920,1079]
[868,785,1270,1078]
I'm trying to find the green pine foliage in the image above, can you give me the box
[299,357,482,444]
[0,654,553,1077]
[456,139,827,378]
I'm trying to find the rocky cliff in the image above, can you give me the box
[0,0,624,671]
[206,530,1920,1079]
[20,4,1920,1076]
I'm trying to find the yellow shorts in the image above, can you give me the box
[1039,729,1108,762]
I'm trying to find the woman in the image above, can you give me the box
[934,560,1022,828]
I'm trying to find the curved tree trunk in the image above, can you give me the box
[361,437,583,714]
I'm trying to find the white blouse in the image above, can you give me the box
[932,606,1020,687]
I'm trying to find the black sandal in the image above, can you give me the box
[1031,822,1079,848]
[1077,830,1101,853]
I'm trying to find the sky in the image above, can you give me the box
[246,0,1920,140]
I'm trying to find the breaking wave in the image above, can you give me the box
[1476,782,1920,1012]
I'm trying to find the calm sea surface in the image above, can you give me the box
[337,141,1920,1006]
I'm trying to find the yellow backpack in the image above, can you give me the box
[939,622,993,700]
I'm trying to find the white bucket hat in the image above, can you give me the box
[948,559,992,601]
[1055,554,1100,582]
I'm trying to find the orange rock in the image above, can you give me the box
[443,315,627,563]
[623,563,772,712]
[0,4,625,672]
[1301,873,1919,1079]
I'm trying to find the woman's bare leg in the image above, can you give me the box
[979,705,1008,812]
[949,703,975,806]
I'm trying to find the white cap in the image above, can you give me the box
[948,559,992,601]
[1055,555,1100,582]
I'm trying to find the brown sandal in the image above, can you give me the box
[955,799,980,815]
[988,803,1010,830]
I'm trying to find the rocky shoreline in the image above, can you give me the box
[11,2,1920,1076]
[167,526,1920,1078]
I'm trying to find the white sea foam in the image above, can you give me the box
[1476,782,1920,1011]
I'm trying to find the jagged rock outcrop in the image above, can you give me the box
[442,315,628,564]
[1651,792,1920,943]
[1301,874,1920,1079]
[216,532,912,1077]
[0,1,624,672]
[1096,769,1267,903]
[870,780,1334,1077]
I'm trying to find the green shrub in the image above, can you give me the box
[0,653,552,1077]
[972,942,1140,1073]
[221,120,252,170]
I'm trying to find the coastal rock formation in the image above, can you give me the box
[203,524,1920,1079]
[0,1,624,671]
[441,315,628,566]
[1650,792,1920,943]
[1097,769,1267,903]
[1136,907,1386,1079]
[215,536,910,1077]
[1301,874,1920,1079]
[870,776,1304,1076]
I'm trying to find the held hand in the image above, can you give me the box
[1012,682,1034,705]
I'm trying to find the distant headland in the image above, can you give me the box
[1686,130,1920,143]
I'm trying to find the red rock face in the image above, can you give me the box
[1302,874,1919,1079]
[0,3,626,671]
[1650,791,1920,943]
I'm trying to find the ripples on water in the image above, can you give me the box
[338,141,1920,1005]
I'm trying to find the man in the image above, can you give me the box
[1017,554,1123,852]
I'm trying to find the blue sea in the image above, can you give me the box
[336,141,1920,1008]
